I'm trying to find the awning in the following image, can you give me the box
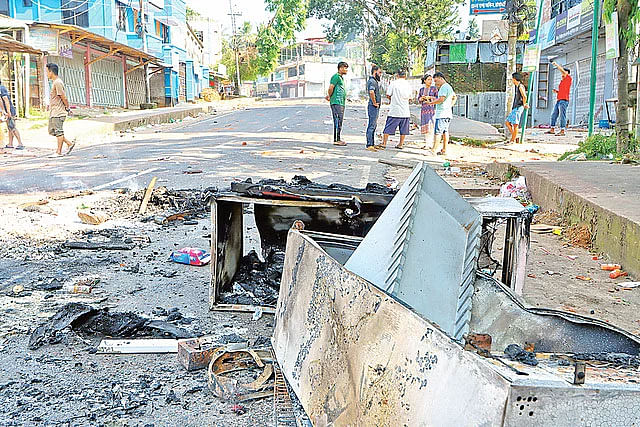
[0,35,43,55]
[30,22,164,69]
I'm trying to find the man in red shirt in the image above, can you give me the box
[546,61,572,136]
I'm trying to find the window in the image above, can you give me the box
[155,20,169,43]
[288,67,297,78]
[0,0,9,15]
[61,0,89,28]
[23,0,33,6]
[117,4,127,31]
[298,64,305,76]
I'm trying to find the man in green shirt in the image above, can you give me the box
[326,61,348,146]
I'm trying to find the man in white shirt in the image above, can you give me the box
[428,72,456,156]
[378,69,412,149]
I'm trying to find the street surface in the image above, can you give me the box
[0,100,558,194]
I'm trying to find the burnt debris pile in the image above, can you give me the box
[220,250,284,307]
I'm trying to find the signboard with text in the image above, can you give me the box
[605,11,619,59]
[522,45,541,72]
[29,28,58,54]
[555,0,594,43]
[470,0,506,15]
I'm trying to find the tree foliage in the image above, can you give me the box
[602,0,639,150]
[467,18,480,39]
[308,0,462,73]
[256,0,308,75]
[221,22,259,83]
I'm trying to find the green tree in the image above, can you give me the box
[603,0,640,151]
[256,0,308,75]
[308,0,462,74]
[467,17,480,39]
[221,22,259,84]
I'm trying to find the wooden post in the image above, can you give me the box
[122,55,128,109]
[84,43,91,106]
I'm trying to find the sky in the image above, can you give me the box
[186,0,493,40]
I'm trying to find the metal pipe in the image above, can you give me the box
[588,0,601,136]
[519,0,545,144]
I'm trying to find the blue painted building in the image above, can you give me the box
[5,0,202,107]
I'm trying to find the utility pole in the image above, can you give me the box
[140,0,151,104]
[505,18,518,125]
[228,0,242,95]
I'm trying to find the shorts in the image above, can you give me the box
[7,117,16,131]
[383,117,410,135]
[434,118,451,135]
[48,116,65,137]
[507,106,524,125]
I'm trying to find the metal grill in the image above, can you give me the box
[273,358,297,427]
[179,63,186,102]
[90,55,124,107]
[574,54,606,125]
[57,50,87,105]
[126,67,146,107]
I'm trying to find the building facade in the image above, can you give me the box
[1,0,211,112]
[257,38,366,100]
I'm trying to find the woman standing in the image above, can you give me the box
[418,74,438,151]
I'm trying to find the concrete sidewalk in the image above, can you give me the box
[488,161,640,278]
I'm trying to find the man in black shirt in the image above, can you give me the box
[366,65,383,151]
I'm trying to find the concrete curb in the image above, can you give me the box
[71,104,213,135]
[486,162,640,278]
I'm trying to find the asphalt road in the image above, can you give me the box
[0,103,391,194]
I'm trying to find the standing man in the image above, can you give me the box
[428,72,456,156]
[365,65,382,152]
[326,61,349,146]
[546,61,572,136]
[46,63,75,157]
[379,68,411,150]
[0,83,24,150]
[505,72,528,144]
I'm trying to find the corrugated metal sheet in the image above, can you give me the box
[344,162,481,340]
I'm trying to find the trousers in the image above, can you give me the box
[366,104,379,147]
[550,100,569,129]
[330,104,345,142]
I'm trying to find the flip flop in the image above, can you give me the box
[15,146,25,150]
[333,141,346,146]
[374,145,386,150]
[394,145,403,149]
[65,142,76,155]
[4,145,13,149]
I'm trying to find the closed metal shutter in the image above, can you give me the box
[56,49,87,105]
[126,67,146,107]
[90,54,124,107]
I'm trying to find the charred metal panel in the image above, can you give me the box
[345,163,481,340]
[503,385,640,426]
[273,231,510,426]
[210,200,243,309]
[471,274,640,354]
[274,232,640,426]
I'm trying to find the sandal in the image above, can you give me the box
[394,145,403,149]
[436,151,446,156]
[374,145,386,150]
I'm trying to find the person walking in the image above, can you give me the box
[417,74,438,151]
[326,61,349,146]
[546,61,572,136]
[505,72,528,144]
[365,65,383,152]
[378,68,411,150]
[46,63,75,157]
[0,83,24,150]
[428,72,456,156]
